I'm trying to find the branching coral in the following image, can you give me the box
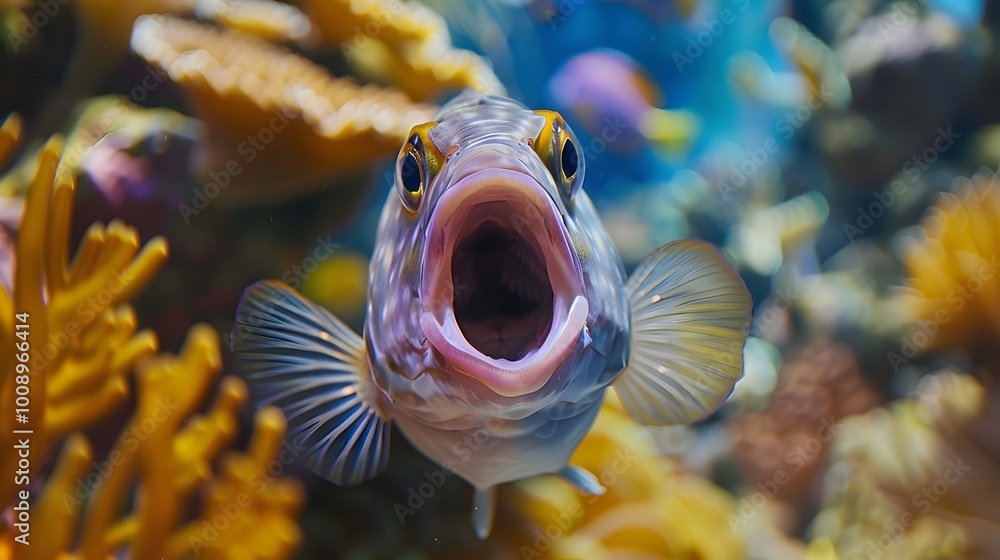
[507,392,745,559]
[1,325,304,558]
[900,170,1000,359]
[0,114,303,558]
[0,113,167,508]
[130,14,437,206]
[810,371,1000,559]
[299,0,505,101]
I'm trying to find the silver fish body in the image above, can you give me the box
[366,92,630,489]
[232,90,751,538]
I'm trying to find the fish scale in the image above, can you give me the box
[231,90,751,539]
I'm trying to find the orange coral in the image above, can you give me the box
[130,14,437,206]
[300,0,504,101]
[0,114,167,508]
[901,170,1000,358]
[507,392,745,559]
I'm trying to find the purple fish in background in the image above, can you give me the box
[547,49,700,156]
[231,91,749,539]
[83,134,159,205]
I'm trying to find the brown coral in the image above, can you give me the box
[733,342,880,512]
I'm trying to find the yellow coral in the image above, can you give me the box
[811,371,1000,559]
[1,325,304,558]
[0,114,167,508]
[300,0,504,101]
[508,391,745,559]
[901,170,1000,354]
[130,14,437,205]
[0,114,303,559]
[195,0,312,44]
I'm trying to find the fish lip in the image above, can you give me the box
[419,168,588,398]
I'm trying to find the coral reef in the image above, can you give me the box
[299,0,504,101]
[811,371,1000,559]
[194,0,312,44]
[900,169,1000,360]
[0,115,302,558]
[507,392,745,559]
[733,342,880,515]
[130,13,438,206]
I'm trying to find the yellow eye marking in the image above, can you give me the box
[408,122,446,175]
[532,110,578,200]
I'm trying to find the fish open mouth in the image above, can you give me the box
[451,214,553,361]
[420,169,588,398]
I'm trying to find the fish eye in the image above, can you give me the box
[397,138,424,213]
[401,150,422,194]
[560,137,578,180]
[396,124,445,213]
[532,110,585,203]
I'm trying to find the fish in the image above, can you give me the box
[230,90,751,538]
[547,49,700,155]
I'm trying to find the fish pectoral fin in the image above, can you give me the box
[231,280,390,485]
[614,240,751,426]
[472,486,497,539]
[558,465,606,496]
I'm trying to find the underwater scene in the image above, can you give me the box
[1,0,999,558]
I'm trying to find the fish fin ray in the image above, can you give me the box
[614,240,751,425]
[472,486,497,539]
[558,465,606,495]
[231,280,390,485]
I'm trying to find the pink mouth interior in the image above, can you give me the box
[451,213,553,360]
[420,169,588,398]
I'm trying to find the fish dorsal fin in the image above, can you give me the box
[614,240,751,425]
[231,280,390,485]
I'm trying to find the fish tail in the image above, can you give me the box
[231,280,391,485]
